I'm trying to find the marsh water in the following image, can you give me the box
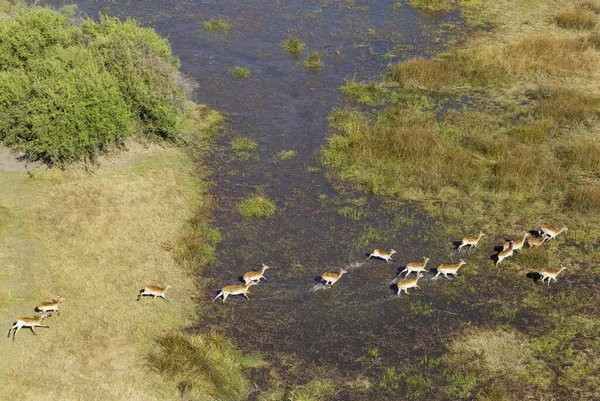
[65,1,470,398]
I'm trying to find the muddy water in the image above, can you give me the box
[67,1,469,398]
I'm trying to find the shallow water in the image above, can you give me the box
[64,0,470,398]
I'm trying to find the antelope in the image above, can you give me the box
[321,268,347,286]
[496,241,514,265]
[136,283,172,302]
[395,273,424,296]
[503,232,530,252]
[394,257,430,282]
[540,225,568,241]
[365,249,396,263]
[455,232,485,253]
[539,266,567,286]
[243,264,270,285]
[212,281,258,302]
[7,313,49,341]
[527,235,547,248]
[434,259,466,279]
[35,295,64,316]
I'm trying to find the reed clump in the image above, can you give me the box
[555,10,597,30]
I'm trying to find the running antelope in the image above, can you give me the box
[396,273,424,296]
[7,313,49,341]
[434,260,466,280]
[366,249,396,263]
[212,281,258,303]
[35,295,64,316]
[456,232,485,253]
[394,257,430,282]
[321,268,347,286]
[540,225,568,241]
[539,266,567,286]
[527,235,547,248]
[243,264,270,285]
[503,232,530,252]
[496,241,514,265]
[136,283,172,302]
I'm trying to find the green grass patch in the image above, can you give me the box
[231,137,257,153]
[237,194,276,218]
[259,379,336,401]
[203,18,231,31]
[281,38,306,56]
[275,150,296,161]
[340,79,387,106]
[444,328,553,391]
[408,0,455,12]
[302,51,324,70]
[229,66,251,79]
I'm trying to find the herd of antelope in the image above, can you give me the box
[7,224,568,340]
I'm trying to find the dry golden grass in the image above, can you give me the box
[555,9,597,30]
[0,139,224,400]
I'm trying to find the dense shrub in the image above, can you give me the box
[0,6,190,165]
[0,46,132,165]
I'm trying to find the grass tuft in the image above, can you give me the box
[275,150,296,161]
[281,38,306,56]
[565,182,600,213]
[555,10,597,30]
[237,194,276,218]
[444,328,553,390]
[302,51,324,70]
[229,66,251,79]
[340,79,387,106]
[203,18,231,31]
[148,331,263,401]
[408,0,455,12]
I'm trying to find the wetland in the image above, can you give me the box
[2,0,600,400]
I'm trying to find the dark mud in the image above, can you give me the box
[61,0,483,398]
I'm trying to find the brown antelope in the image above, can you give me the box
[35,295,64,316]
[527,235,547,248]
[394,257,430,282]
[396,273,424,296]
[7,313,49,341]
[136,283,172,302]
[321,268,347,286]
[496,242,514,265]
[212,281,258,303]
[366,249,396,263]
[243,264,270,285]
[456,232,485,253]
[434,260,466,279]
[539,266,567,286]
[540,225,568,241]
[503,232,530,252]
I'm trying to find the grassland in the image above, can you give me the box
[322,0,600,399]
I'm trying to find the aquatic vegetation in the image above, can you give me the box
[203,17,231,31]
[340,80,387,106]
[275,150,296,161]
[281,37,306,56]
[302,51,324,70]
[237,194,276,218]
[229,66,251,79]
[408,0,455,12]
[231,137,257,152]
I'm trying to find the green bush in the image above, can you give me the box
[0,7,190,165]
[0,46,132,165]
